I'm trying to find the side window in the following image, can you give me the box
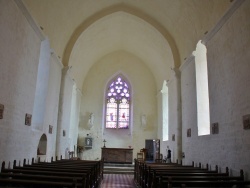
[194,40,210,135]
[162,80,169,141]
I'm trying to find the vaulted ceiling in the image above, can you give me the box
[23,0,231,89]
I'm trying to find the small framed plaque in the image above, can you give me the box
[187,128,191,137]
[49,125,53,134]
[172,134,175,141]
[85,137,93,148]
[243,114,250,130]
[211,122,219,134]
[25,113,32,126]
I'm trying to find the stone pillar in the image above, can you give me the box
[168,67,182,161]
[56,66,74,158]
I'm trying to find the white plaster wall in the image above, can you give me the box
[56,69,74,158]
[181,1,250,177]
[0,0,42,165]
[32,38,51,131]
[161,72,182,163]
[180,57,198,166]
[79,51,158,160]
[42,52,63,161]
[206,0,250,175]
[69,84,81,155]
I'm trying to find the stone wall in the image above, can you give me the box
[0,0,41,164]
[181,0,250,177]
[0,0,63,165]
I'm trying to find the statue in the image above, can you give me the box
[141,114,147,128]
[88,113,94,129]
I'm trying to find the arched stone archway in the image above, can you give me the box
[62,4,180,68]
[37,134,47,161]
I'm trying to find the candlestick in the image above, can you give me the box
[103,139,106,148]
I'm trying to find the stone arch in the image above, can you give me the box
[62,4,180,68]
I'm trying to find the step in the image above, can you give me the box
[104,170,134,174]
[105,167,133,171]
[103,164,134,174]
[104,163,134,167]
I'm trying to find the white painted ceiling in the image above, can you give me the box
[23,0,231,89]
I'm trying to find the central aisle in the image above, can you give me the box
[100,174,137,188]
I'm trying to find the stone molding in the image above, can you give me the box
[51,49,63,69]
[202,0,245,45]
[179,54,195,73]
[14,0,46,41]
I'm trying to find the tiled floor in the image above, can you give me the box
[100,174,137,188]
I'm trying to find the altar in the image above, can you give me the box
[101,148,133,164]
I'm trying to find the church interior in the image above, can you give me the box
[0,0,250,184]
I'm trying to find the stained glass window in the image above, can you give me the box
[105,76,130,129]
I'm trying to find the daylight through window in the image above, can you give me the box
[105,76,130,129]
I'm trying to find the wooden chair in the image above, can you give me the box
[137,152,144,161]
[140,148,147,161]
[155,153,163,163]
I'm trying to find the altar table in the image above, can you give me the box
[101,147,133,164]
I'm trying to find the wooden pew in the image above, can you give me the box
[28,159,103,186]
[146,166,221,188]
[31,158,104,184]
[1,163,88,188]
[134,159,169,187]
[0,159,102,188]
[136,160,206,188]
[32,158,104,182]
[134,158,250,188]
[0,178,78,188]
[150,166,250,188]
[165,171,250,188]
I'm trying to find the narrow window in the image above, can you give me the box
[162,80,169,141]
[194,40,210,135]
[105,76,130,129]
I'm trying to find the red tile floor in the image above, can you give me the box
[100,174,137,188]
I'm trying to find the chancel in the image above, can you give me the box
[0,0,250,187]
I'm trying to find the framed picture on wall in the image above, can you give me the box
[25,113,32,126]
[85,137,93,149]
[0,104,4,119]
[211,122,219,134]
[187,128,191,137]
[49,125,53,134]
[243,114,250,130]
[172,134,175,141]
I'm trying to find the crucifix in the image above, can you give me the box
[103,139,107,148]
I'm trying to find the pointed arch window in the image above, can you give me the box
[105,76,130,129]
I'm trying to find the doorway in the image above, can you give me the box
[37,134,47,162]
[145,139,160,162]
